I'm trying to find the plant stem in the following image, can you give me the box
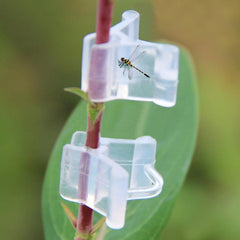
[75,0,113,239]
[96,0,114,44]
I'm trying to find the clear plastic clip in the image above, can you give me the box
[81,10,179,107]
[60,132,163,229]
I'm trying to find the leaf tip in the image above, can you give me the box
[61,202,77,229]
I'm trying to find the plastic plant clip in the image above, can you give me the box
[81,10,179,107]
[60,131,164,229]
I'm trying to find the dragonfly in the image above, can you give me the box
[118,45,150,80]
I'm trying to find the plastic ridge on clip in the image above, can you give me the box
[60,131,164,229]
[81,10,179,107]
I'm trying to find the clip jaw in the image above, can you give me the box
[81,10,179,107]
[60,132,163,229]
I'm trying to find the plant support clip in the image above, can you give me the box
[81,10,179,107]
[60,131,163,229]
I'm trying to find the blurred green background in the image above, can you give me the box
[0,0,239,239]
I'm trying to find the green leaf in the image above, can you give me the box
[64,87,91,104]
[74,231,91,240]
[87,103,105,124]
[61,203,77,229]
[91,217,106,234]
[42,48,198,240]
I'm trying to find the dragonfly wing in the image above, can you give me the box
[123,67,127,76]
[129,45,140,61]
[130,50,146,63]
[128,68,133,80]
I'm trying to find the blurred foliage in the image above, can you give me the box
[0,0,239,240]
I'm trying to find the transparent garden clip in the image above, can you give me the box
[60,10,179,229]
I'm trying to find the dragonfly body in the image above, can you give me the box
[118,46,150,80]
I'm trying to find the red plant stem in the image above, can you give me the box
[75,0,113,239]
[96,0,113,44]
